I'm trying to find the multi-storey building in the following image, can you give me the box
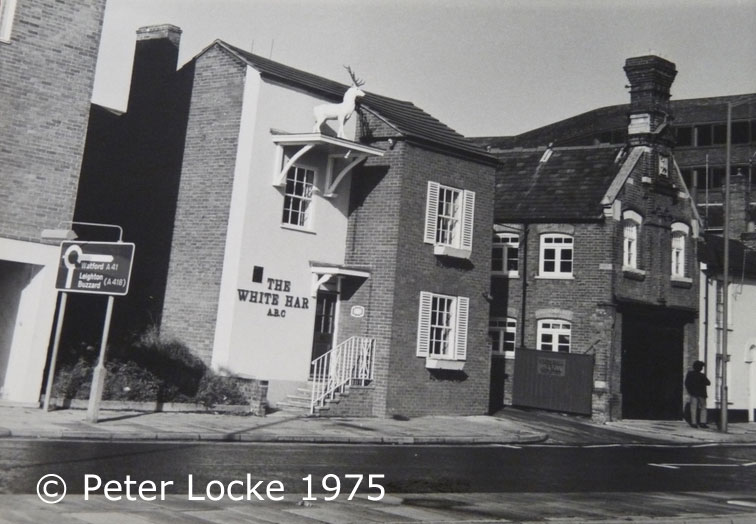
[73,26,498,416]
[478,87,756,245]
[480,56,701,421]
[0,0,106,403]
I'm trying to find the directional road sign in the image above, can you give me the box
[55,241,135,295]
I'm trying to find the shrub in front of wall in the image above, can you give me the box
[102,360,161,402]
[195,374,249,408]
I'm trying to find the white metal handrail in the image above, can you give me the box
[310,336,375,414]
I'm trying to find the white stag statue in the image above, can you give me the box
[313,66,365,138]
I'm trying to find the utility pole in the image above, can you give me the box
[720,102,731,433]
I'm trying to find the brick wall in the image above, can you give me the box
[160,46,246,362]
[341,115,496,417]
[0,0,106,241]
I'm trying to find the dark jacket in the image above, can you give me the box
[685,370,710,398]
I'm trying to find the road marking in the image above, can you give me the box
[649,462,756,469]
[583,444,621,448]
[728,500,756,508]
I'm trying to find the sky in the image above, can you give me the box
[92,0,756,137]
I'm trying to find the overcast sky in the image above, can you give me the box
[92,0,756,137]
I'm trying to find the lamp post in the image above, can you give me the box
[720,102,731,433]
[719,96,756,432]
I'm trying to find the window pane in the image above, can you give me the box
[675,126,693,147]
[732,121,749,144]
[712,124,727,145]
[696,125,712,146]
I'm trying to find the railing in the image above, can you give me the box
[310,336,375,414]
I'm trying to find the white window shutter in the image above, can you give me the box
[416,291,432,357]
[461,190,475,250]
[454,296,469,360]
[424,181,440,244]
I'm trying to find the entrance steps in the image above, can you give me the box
[275,382,352,416]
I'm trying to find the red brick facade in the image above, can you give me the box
[0,0,106,241]
[339,115,496,417]
[160,47,247,363]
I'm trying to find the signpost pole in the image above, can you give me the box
[86,294,115,423]
[42,292,67,411]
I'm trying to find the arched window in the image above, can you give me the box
[622,210,642,270]
[671,222,690,278]
[537,319,571,353]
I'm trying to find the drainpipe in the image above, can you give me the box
[520,225,529,348]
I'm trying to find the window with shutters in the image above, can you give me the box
[0,0,17,42]
[538,234,573,278]
[424,181,475,259]
[537,320,571,353]
[416,291,469,369]
[492,234,519,277]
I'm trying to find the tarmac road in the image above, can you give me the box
[3,439,756,495]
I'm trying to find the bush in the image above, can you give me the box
[196,375,249,408]
[51,326,249,407]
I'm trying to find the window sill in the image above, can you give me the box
[671,276,693,288]
[425,358,465,370]
[492,271,520,279]
[280,224,316,235]
[491,352,515,360]
[622,266,646,281]
[535,274,574,280]
[433,244,471,259]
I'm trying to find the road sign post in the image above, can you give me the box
[51,241,135,422]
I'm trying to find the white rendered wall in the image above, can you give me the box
[0,238,59,403]
[212,68,355,388]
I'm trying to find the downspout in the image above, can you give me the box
[520,225,530,348]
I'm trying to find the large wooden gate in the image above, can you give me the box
[512,349,594,415]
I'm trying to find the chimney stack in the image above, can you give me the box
[623,55,677,144]
[127,25,182,114]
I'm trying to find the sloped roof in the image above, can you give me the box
[700,233,756,278]
[493,145,625,222]
[212,41,496,165]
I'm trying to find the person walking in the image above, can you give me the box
[685,360,710,428]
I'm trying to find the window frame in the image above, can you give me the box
[491,233,520,277]
[281,164,316,230]
[417,291,469,367]
[670,223,689,280]
[489,317,517,358]
[622,210,642,272]
[538,233,574,279]
[537,319,572,353]
[424,181,475,259]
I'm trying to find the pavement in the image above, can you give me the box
[2,402,756,446]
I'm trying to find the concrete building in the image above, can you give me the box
[476,89,756,245]
[74,26,498,417]
[482,56,701,421]
[0,0,106,403]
